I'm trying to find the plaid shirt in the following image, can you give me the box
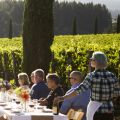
[75,69,120,113]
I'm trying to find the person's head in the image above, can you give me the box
[30,71,35,84]
[18,73,30,86]
[69,71,82,85]
[34,69,45,83]
[90,51,107,69]
[46,73,60,89]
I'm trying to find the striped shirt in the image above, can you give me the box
[75,69,120,113]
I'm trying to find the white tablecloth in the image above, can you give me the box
[0,107,68,120]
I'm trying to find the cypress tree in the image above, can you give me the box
[72,16,77,35]
[94,17,98,35]
[8,18,13,39]
[117,14,120,33]
[23,0,54,75]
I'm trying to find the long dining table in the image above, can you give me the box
[0,102,68,120]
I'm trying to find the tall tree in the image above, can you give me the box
[94,17,98,35]
[72,16,77,35]
[23,0,54,75]
[117,14,120,33]
[8,18,13,39]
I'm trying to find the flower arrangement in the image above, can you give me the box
[15,87,30,111]
[15,87,29,101]
[20,90,29,101]
[0,79,11,91]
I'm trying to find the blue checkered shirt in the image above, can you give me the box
[75,69,120,113]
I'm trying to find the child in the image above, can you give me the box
[56,51,120,120]
[39,73,64,109]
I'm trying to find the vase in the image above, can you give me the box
[22,101,27,112]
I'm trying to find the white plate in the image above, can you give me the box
[4,106,12,110]
[43,108,52,113]
[0,101,4,103]
[0,103,7,106]
[37,106,44,109]
[11,109,21,113]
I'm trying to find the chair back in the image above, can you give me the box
[67,109,75,120]
[73,110,84,120]
[67,109,84,120]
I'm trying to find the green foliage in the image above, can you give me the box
[51,34,120,86]
[0,34,120,87]
[0,38,22,80]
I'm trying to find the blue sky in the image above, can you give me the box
[58,0,120,10]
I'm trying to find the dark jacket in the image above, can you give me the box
[30,81,49,100]
[46,86,64,109]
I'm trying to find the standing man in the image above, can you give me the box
[60,71,90,120]
[30,69,49,100]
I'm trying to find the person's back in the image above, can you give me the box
[30,81,49,99]
[88,69,119,113]
[30,69,49,100]
[90,69,117,102]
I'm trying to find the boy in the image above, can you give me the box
[56,51,120,120]
[39,73,64,109]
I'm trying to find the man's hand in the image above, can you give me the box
[39,99,48,106]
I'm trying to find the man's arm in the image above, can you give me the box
[55,73,92,102]
[60,99,73,114]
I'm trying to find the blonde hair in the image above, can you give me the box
[18,73,30,86]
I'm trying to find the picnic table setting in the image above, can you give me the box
[0,85,68,120]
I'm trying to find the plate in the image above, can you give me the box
[11,109,21,113]
[4,106,12,110]
[0,101,4,103]
[43,108,52,113]
[0,103,7,106]
[37,106,44,109]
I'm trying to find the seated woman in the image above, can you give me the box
[39,73,64,109]
[18,72,30,90]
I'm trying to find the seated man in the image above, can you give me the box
[60,71,90,120]
[30,69,49,100]
[40,73,64,109]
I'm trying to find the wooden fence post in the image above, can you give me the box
[0,53,4,79]
[3,53,8,80]
[11,52,18,86]
[118,50,120,80]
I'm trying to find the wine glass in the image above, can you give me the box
[28,101,35,112]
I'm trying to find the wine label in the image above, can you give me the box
[52,107,57,114]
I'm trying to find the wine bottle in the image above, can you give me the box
[52,102,59,115]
